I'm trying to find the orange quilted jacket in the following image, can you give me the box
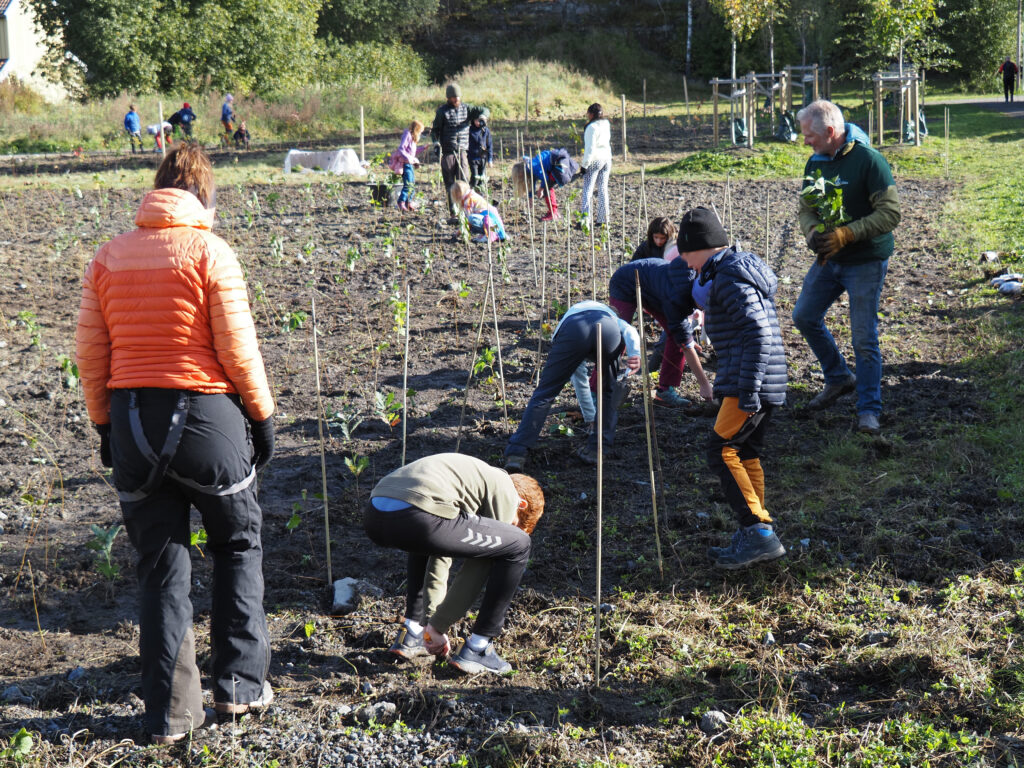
[76,188,274,425]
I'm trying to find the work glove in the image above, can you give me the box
[94,423,112,468]
[432,142,442,160]
[249,416,275,471]
[818,226,855,261]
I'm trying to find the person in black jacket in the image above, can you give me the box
[630,217,677,261]
[431,84,472,220]
[677,208,788,570]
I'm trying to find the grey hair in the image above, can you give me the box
[796,100,845,135]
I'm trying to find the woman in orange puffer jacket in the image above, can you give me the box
[75,144,275,745]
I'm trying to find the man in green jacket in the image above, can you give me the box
[793,99,901,435]
[363,454,544,675]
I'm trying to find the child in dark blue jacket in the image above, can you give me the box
[678,208,788,571]
[468,115,493,192]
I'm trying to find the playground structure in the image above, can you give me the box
[710,64,832,147]
[871,70,923,147]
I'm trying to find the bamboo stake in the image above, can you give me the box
[158,101,166,158]
[455,279,492,453]
[566,198,572,310]
[590,217,597,300]
[634,273,664,577]
[640,164,649,227]
[764,190,770,264]
[360,106,365,163]
[944,107,950,179]
[310,294,332,585]
[401,283,411,466]
[525,75,530,135]
[486,246,510,433]
[620,94,628,163]
[622,177,627,263]
[594,323,603,689]
[536,224,547,386]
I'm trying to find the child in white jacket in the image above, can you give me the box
[580,103,612,229]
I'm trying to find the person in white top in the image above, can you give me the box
[580,103,612,229]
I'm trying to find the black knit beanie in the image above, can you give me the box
[677,207,728,252]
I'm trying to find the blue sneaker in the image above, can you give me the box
[710,524,786,570]
[388,627,429,660]
[450,642,512,675]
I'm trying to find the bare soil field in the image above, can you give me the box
[1,157,1020,766]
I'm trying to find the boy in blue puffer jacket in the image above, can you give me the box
[677,207,788,570]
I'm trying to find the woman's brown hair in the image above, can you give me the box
[647,216,677,243]
[509,473,545,535]
[154,144,215,208]
[586,103,604,125]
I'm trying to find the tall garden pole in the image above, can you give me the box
[643,79,647,118]
[594,323,603,689]
[683,75,690,126]
[944,107,950,180]
[525,76,530,136]
[566,201,572,311]
[620,94,628,163]
[486,244,510,433]
[590,218,597,300]
[712,81,720,146]
[634,273,664,577]
[158,101,166,159]
[536,225,547,386]
[360,106,365,163]
[764,191,770,264]
[310,294,332,585]
[401,283,411,467]
[455,279,492,453]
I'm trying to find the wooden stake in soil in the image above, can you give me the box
[486,243,511,433]
[944,107,950,179]
[525,75,530,135]
[565,198,572,310]
[620,94,628,163]
[455,278,492,453]
[764,190,770,265]
[310,294,332,586]
[590,219,597,300]
[640,164,649,227]
[360,106,365,163]
[158,101,166,159]
[536,225,548,386]
[634,273,664,577]
[401,283,411,467]
[594,323,603,688]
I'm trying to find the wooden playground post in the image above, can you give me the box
[747,72,756,145]
[913,74,922,147]
[712,81,720,146]
[621,94,628,163]
[525,76,530,136]
[812,65,820,102]
[874,75,884,145]
[784,66,793,112]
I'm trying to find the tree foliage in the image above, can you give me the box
[317,0,438,43]
[29,0,321,98]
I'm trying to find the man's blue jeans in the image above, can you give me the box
[792,258,889,415]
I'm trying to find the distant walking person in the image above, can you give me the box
[124,104,142,154]
[431,84,472,221]
[579,103,612,230]
[221,94,235,142]
[793,100,900,435]
[76,144,276,744]
[997,56,1019,103]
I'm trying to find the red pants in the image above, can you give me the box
[607,297,685,389]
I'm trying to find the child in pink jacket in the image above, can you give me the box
[388,120,424,211]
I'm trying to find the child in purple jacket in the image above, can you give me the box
[389,120,424,211]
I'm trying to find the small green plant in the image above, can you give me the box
[330,406,363,444]
[190,527,208,555]
[473,346,497,384]
[345,454,369,479]
[1,727,33,763]
[281,309,308,332]
[388,287,408,337]
[345,246,362,272]
[287,490,307,533]
[56,354,79,388]
[17,310,42,348]
[304,621,316,638]
[374,390,402,428]
[800,169,851,233]
[86,523,122,580]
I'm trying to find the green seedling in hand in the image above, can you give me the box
[800,170,851,233]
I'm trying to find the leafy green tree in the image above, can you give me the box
[29,0,322,97]
[840,0,949,78]
[936,0,1016,87]
[709,0,773,78]
[317,0,438,43]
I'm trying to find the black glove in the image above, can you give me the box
[433,143,442,160]
[250,416,275,471]
[94,423,112,468]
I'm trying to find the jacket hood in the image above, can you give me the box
[135,187,215,230]
[704,246,777,299]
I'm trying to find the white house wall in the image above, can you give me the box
[1,0,66,102]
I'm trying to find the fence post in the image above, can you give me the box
[620,93,628,163]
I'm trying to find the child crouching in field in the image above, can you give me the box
[388,120,424,211]
[511,148,580,222]
[449,180,508,243]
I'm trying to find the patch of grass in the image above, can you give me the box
[650,146,805,179]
